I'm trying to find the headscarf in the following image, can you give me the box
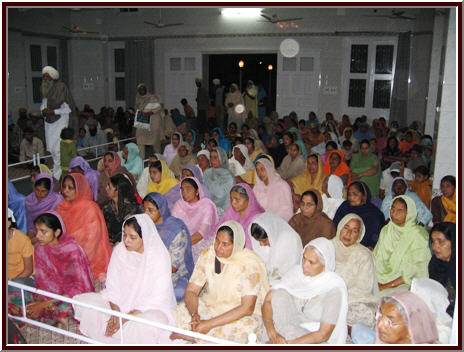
[288,127,308,158]
[38,164,53,176]
[57,173,112,281]
[101,214,176,324]
[212,127,232,155]
[248,129,266,154]
[288,188,336,246]
[169,142,197,177]
[321,175,345,220]
[375,291,438,344]
[441,191,456,223]
[333,181,385,248]
[290,154,326,195]
[25,173,64,233]
[68,156,100,201]
[145,192,194,284]
[249,212,303,285]
[323,150,352,186]
[163,132,183,166]
[274,238,348,344]
[373,195,431,287]
[202,147,236,218]
[119,142,144,180]
[147,159,179,195]
[218,183,264,249]
[187,129,197,147]
[164,164,211,212]
[104,151,121,177]
[381,177,432,226]
[171,177,219,262]
[339,126,359,152]
[411,278,452,344]
[353,123,374,142]
[253,158,294,221]
[8,180,28,233]
[229,144,254,176]
[34,211,94,297]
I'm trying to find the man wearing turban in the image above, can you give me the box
[40,66,77,179]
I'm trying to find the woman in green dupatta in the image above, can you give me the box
[373,195,431,296]
[350,139,381,198]
[288,127,308,158]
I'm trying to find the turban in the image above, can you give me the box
[212,78,220,85]
[42,66,59,80]
[197,149,210,161]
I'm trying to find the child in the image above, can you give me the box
[60,127,77,175]
[408,165,432,208]
[342,139,353,166]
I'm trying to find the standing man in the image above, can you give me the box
[213,78,225,130]
[40,65,77,179]
[195,78,209,134]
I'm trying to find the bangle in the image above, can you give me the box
[191,312,198,317]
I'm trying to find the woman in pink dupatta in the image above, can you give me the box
[253,158,294,221]
[73,214,176,344]
[172,177,219,262]
[218,183,265,249]
[21,211,94,329]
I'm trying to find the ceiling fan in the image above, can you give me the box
[62,26,99,34]
[144,9,184,28]
[364,10,415,20]
[258,12,303,24]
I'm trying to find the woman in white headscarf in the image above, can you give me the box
[163,132,183,166]
[228,144,254,177]
[322,175,345,220]
[262,237,348,344]
[73,214,176,344]
[410,278,453,344]
[249,212,303,285]
[332,214,379,328]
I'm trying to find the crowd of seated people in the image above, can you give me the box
[8,97,457,345]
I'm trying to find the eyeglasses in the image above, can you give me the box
[376,312,404,328]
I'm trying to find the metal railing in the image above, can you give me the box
[8,280,240,345]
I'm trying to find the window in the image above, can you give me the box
[108,42,126,107]
[375,45,394,74]
[115,77,125,101]
[170,57,181,71]
[30,45,42,72]
[350,45,368,73]
[46,46,57,69]
[120,8,138,12]
[184,57,196,71]
[300,57,314,72]
[348,79,366,107]
[283,57,297,71]
[373,80,391,108]
[114,48,125,73]
[32,77,43,104]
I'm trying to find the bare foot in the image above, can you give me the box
[170,332,196,343]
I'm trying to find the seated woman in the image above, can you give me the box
[165,164,211,212]
[381,177,432,227]
[68,156,100,201]
[290,154,326,200]
[321,175,345,220]
[8,180,28,234]
[254,158,293,221]
[119,142,144,182]
[202,147,236,218]
[25,173,63,244]
[186,129,202,154]
[163,132,182,166]
[333,181,385,249]
[375,291,438,344]
[374,195,431,295]
[350,139,381,198]
[97,151,136,207]
[289,189,336,247]
[431,175,456,224]
[173,221,269,343]
[169,142,197,178]
[57,173,112,282]
[9,212,94,329]
[266,135,287,169]
[196,149,211,175]
[250,212,303,285]
[428,222,456,316]
[262,237,348,344]
[144,192,194,302]
[323,150,351,186]
[73,214,176,344]
[212,127,232,155]
[320,141,337,165]
[381,136,405,170]
[102,174,141,245]
[332,214,379,329]
[8,209,34,290]
[245,136,263,163]
[136,153,161,198]
[228,144,254,178]
[219,184,264,249]
[277,143,306,181]
[147,160,179,195]
[172,177,219,262]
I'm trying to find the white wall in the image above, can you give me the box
[7,31,27,121]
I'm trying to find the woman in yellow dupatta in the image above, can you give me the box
[431,175,456,224]
[291,154,326,196]
[147,160,179,195]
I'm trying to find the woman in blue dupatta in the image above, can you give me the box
[8,180,28,233]
[212,127,232,156]
[143,192,194,302]
[119,142,144,181]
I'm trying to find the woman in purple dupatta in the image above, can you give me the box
[25,173,63,242]
[164,164,211,212]
[143,192,194,302]
[68,156,100,201]
[217,183,265,249]
[24,211,94,328]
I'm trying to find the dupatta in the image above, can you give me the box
[119,142,144,180]
[291,154,326,195]
[68,156,100,201]
[8,180,28,234]
[147,160,179,195]
[169,142,197,177]
[323,150,352,186]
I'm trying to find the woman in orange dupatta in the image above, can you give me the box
[323,150,352,186]
[57,173,112,282]
[431,175,456,224]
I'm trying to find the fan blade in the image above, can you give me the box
[161,23,184,27]
[144,21,158,26]
[276,17,303,22]
[260,13,273,21]
[392,10,405,16]
[397,15,415,20]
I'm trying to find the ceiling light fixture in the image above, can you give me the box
[221,8,262,18]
